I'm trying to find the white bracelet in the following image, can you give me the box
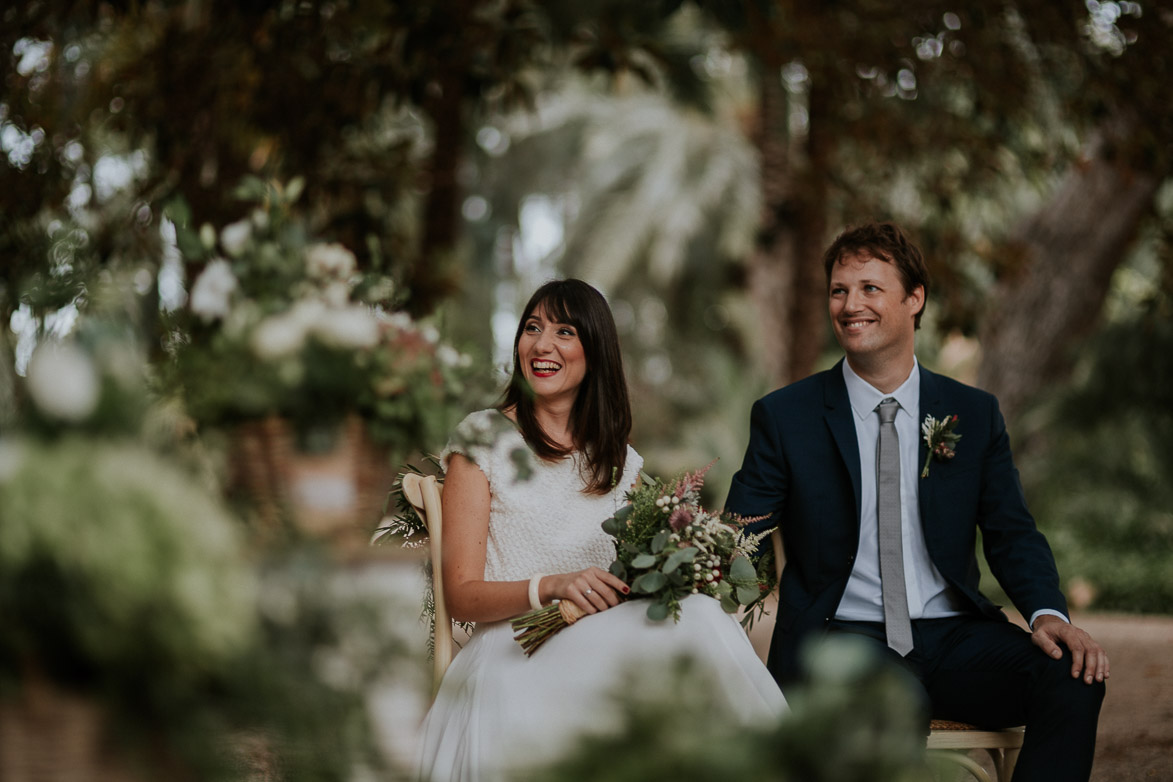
[528,574,546,611]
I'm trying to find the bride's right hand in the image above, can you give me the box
[542,567,630,615]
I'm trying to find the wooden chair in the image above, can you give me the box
[769,531,1024,781]
[400,473,453,694]
[926,720,1023,782]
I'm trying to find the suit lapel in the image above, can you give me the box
[917,365,943,526]
[824,361,862,520]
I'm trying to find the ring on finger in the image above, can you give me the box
[584,588,593,596]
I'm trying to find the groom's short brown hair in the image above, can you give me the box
[823,221,931,329]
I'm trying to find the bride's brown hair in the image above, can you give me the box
[499,279,631,495]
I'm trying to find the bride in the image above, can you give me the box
[414,279,785,781]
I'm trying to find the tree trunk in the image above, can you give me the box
[747,71,798,388]
[976,117,1161,423]
[0,322,16,434]
[787,82,830,384]
[412,37,468,317]
[746,74,830,389]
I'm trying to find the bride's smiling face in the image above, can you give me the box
[517,305,588,405]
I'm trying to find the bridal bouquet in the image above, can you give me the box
[511,463,771,656]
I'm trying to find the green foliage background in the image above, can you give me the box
[2,0,1172,776]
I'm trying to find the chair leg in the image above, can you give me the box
[927,750,993,782]
[996,746,1021,782]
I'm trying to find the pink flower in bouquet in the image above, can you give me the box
[675,459,716,499]
[668,506,693,532]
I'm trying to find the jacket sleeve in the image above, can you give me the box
[976,397,1068,621]
[725,398,788,539]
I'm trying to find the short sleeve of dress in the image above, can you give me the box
[621,445,644,494]
[440,410,496,481]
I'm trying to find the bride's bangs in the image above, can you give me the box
[531,289,585,336]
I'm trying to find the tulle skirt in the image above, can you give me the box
[413,594,787,782]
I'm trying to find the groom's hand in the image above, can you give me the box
[1031,614,1110,684]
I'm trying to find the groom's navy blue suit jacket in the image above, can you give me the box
[726,360,1067,684]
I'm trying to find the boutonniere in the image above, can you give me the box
[921,414,961,478]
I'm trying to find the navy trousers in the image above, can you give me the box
[827,615,1105,782]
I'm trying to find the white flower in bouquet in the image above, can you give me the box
[219,219,253,257]
[289,297,327,328]
[321,280,352,308]
[306,242,356,280]
[312,305,379,350]
[364,277,396,303]
[26,341,100,421]
[190,259,238,322]
[436,344,471,368]
[251,311,309,359]
[385,311,415,331]
[199,223,217,250]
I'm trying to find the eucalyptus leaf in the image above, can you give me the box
[730,555,756,582]
[737,584,761,605]
[633,571,667,593]
[645,601,671,621]
[631,553,658,569]
[663,547,698,573]
[601,517,621,535]
[720,593,738,613]
[609,561,627,580]
[651,529,669,553]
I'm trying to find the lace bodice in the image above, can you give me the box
[441,409,643,582]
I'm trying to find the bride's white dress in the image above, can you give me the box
[414,410,786,781]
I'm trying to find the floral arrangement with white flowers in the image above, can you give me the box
[165,177,473,448]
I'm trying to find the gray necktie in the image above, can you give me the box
[877,398,914,656]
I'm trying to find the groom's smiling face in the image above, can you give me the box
[828,251,924,364]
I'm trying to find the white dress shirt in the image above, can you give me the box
[834,358,965,623]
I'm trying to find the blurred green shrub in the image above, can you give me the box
[1026,298,1173,614]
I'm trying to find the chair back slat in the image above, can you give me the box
[401,473,452,693]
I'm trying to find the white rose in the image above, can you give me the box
[436,344,467,368]
[312,305,379,349]
[305,242,356,279]
[321,281,351,309]
[381,311,412,331]
[190,259,238,322]
[26,341,101,421]
[288,298,326,329]
[251,313,307,359]
[220,219,252,257]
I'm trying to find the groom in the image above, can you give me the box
[726,222,1106,780]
